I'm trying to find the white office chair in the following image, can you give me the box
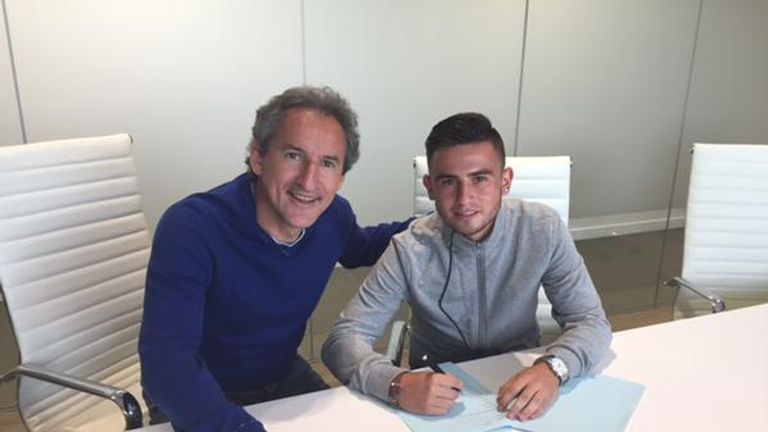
[667,143,768,318]
[387,155,572,365]
[0,134,149,431]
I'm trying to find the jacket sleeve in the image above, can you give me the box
[540,216,612,378]
[336,197,413,268]
[321,241,411,402]
[138,204,266,432]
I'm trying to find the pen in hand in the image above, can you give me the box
[421,354,446,374]
[421,354,461,392]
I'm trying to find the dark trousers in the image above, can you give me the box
[146,355,329,425]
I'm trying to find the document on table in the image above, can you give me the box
[396,362,645,432]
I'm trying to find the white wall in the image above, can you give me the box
[1,0,766,235]
[0,2,22,146]
[304,0,526,224]
[4,0,304,226]
[672,0,768,207]
[518,0,700,232]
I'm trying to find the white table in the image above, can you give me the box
[598,302,768,431]
[138,303,768,431]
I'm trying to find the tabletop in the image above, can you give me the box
[137,303,768,431]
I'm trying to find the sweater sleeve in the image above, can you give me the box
[321,241,410,402]
[540,216,612,378]
[138,204,266,432]
[335,197,413,268]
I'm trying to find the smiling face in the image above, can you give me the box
[423,141,512,242]
[249,108,346,242]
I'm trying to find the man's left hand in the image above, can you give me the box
[496,363,559,421]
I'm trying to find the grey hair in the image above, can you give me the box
[246,86,360,174]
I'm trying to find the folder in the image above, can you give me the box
[396,362,644,432]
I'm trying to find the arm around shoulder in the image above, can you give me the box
[335,196,413,268]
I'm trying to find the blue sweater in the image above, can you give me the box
[139,174,409,431]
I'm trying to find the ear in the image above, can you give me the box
[501,166,513,195]
[249,140,263,176]
[422,174,435,200]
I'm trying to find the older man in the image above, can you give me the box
[139,86,410,432]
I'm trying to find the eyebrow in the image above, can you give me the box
[282,144,305,154]
[468,169,493,177]
[283,145,341,163]
[434,168,494,180]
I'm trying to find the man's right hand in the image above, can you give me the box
[395,371,464,415]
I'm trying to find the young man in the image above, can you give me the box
[139,86,411,432]
[322,112,611,422]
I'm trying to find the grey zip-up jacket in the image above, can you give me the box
[322,199,611,403]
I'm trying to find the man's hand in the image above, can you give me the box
[395,371,464,415]
[496,363,559,421]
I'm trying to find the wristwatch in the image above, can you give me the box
[534,355,569,385]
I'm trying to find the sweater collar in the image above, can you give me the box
[240,174,309,249]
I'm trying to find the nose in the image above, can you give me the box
[456,180,473,205]
[297,161,318,191]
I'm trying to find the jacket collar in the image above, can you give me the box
[438,200,513,250]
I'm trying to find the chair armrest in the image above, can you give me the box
[386,320,409,367]
[665,276,727,313]
[0,363,143,430]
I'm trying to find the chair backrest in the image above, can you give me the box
[676,143,768,318]
[0,134,150,431]
[413,155,571,341]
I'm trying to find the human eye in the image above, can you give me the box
[438,177,457,187]
[473,174,489,183]
[322,158,339,169]
[284,150,302,161]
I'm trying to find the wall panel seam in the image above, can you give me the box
[1,0,27,144]
[512,0,530,157]
[654,0,706,299]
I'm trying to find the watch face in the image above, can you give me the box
[549,357,568,379]
[536,355,569,382]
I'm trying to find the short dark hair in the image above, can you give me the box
[247,86,360,174]
[425,112,505,166]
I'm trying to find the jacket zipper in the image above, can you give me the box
[476,242,487,349]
